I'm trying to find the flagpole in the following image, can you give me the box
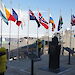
[8,0,12,60]
[17,1,20,59]
[68,9,72,64]
[37,8,39,57]
[1,18,2,47]
[27,9,30,53]
[60,9,63,51]
[0,0,2,47]
[48,9,50,49]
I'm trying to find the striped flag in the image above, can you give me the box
[5,8,16,22]
[0,0,8,25]
[12,8,22,26]
[12,8,18,20]
[58,16,63,31]
[0,10,8,25]
[71,14,75,26]
[29,9,40,27]
[38,12,49,29]
[49,16,55,31]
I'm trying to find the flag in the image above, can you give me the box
[29,10,40,27]
[49,16,55,31]
[38,12,49,29]
[0,0,5,13]
[0,10,8,25]
[0,1,8,25]
[16,21,22,26]
[5,8,16,22]
[21,24,23,29]
[29,9,36,20]
[52,23,55,31]
[12,8,18,20]
[12,8,22,26]
[58,16,63,31]
[49,17,54,23]
[71,14,75,26]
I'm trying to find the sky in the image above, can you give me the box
[0,0,75,38]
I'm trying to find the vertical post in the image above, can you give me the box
[8,0,12,60]
[68,10,72,64]
[9,21,11,60]
[27,10,30,53]
[31,59,34,75]
[48,9,51,69]
[17,0,20,59]
[17,26,19,59]
[1,19,2,47]
[37,9,39,57]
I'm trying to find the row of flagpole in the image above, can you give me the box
[0,0,64,60]
[0,0,75,60]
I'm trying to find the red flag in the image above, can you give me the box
[71,15,75,26]
[38,12,49,29]
[8,14,16,22]
[16,21,22,26]
[40,22,49,29]
[5,8,16,22]
[52,23,55,31]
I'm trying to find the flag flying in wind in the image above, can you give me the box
[12,8,18,20]
[49,16,55,31]
[71,14,75,26]
[49,17,54,23]
[16,21,22,26]
[12,8,22,26]
[0,0,8,25]
[0,10,8,25]
[58,16,63,31]
[29,9,40,27]
[0,0,5,13]
[38,12,49,29]
[5,8,16,22]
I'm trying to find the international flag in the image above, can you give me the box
[16,21,22,26]
[49,17,54,23]
[71,14,75,26]
[12,8,18,20]
[38,12,49,29]
[5,8,16,22]
[0,10,8,25]
[49,16,55,31]
[29,9,40,27]
[12,8,22,26]
[52,23,55,31]
[0,0,5,13]
[0,1,8,25]
[58,16,63,31]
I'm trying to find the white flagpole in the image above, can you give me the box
[17,1,20,59]
[27,10,30,53]
[70,9,72,49]
[68,9,72,64]
[9,20,11,60]
[37,8,39,57]
[48,9,50,48]
[8,0,12,60]
[17,26,19,59]
[0,0,2,48]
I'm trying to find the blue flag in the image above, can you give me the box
[12,8,18,20]
[0,10,8,25]
[29,9,40,27]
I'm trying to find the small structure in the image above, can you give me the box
[48,36,61,72]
